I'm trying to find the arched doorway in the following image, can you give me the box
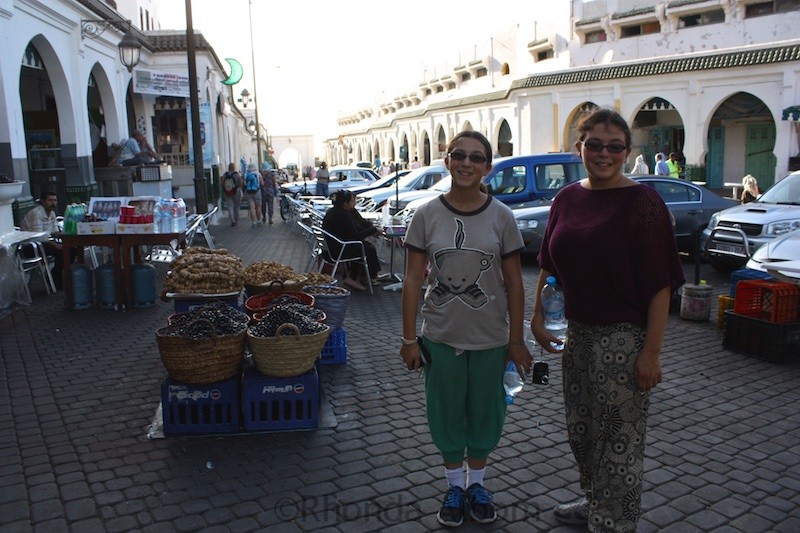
[435,126,446,160]
[631,97,684,178]
[708,92,775,189]
[497,119,512,156]
[421,131,431,165]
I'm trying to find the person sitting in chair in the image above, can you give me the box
[119,129,159,167]
[19,190,70,291]
[321,189,381,291]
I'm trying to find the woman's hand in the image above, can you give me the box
[400,342,422,371]
[529,314,564,353]
[634,349,662,392]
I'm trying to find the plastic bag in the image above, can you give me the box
[0,244,32,308]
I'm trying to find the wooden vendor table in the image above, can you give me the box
[60,232,184,311]
[60,233,123,311]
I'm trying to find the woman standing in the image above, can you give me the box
[531,108,684,532]
[741,174,760,204]
[400,131,532,527]
[631,153,649,174]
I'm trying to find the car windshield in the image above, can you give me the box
[758,174,800,205]
[397,167,439,187]
[429,176,452,192]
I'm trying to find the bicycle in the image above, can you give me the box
[279,191,291,222]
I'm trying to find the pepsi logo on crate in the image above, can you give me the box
[242,366,319,431]
[161,375,241,435]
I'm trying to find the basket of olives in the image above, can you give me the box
[247,305,330,377]
[302,285,351,330]
[156,307,248,384]
[244,291,315,318]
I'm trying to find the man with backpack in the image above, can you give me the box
[260,165,279,225]
[244,162,264,227]
[222,163,243,226]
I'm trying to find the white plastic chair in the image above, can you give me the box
[312,225,374,295]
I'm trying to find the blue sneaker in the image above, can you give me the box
[466,483,497,523]
[437,486,466,527]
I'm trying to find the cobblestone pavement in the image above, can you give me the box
[2,207,800,532]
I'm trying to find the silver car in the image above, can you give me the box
[280,166,379,197]
[702,170,800,272]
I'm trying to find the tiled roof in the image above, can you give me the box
[512,43,800,90]
[146,31,215,53]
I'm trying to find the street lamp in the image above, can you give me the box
[248,120,256,131]
[239,89,251,108]
[81,19,142,72]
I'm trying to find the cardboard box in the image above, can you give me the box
[77,221,116,235]
[116,222,155,234]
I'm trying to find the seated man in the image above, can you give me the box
[119,129,158,167]
[19,190,68,291]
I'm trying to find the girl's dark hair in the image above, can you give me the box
[331,189,353,208]
[446,131,493,163]
[575,108,632,148]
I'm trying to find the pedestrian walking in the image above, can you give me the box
[243,162,264,227]
[530,108,685,533]
[316,161,330,197]
[400,130,532,528]
[260,166,278,224]
[221,163,243,226]
[631,153,649,174]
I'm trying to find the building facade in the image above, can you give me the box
[0,0,263,225]
[328,0,800,192]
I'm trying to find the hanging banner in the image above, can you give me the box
[187,102,214,165]
[133,69,190,97]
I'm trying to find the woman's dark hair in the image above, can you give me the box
[446,131,493,163]
[331,189,354,208]
[574,108,632,147]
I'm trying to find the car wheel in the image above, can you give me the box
[709,254,746,273]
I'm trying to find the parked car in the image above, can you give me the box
[745,227,800,280]
[515,176,734,256]
[482,152,586,206]
[388,175,452,213]
[349,170,411,195]
[358,162,448,211]
[280,166,379,196]
[702,170,800,272]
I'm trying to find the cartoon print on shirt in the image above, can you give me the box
[429,218,494,308]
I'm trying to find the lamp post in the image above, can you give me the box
[185,0,208,213]
[247,0,263,170]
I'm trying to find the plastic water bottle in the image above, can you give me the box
[153,201,162,233]
[541,276,567,347]
[503,361,524,405]
[170,199,180,233]
[176,198,187,231]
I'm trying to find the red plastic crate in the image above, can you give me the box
[733,280,800,323]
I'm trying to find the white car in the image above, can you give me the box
[357,163,448,211]
[745,227,800,280]
[280,165,379,196]
[702,170,800,272]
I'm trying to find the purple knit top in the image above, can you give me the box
[538,182,685,327]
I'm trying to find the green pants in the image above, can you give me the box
[422,338,507,464]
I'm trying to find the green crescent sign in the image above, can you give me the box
[222,58,243,85]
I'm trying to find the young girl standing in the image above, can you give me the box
[400,131,532,527]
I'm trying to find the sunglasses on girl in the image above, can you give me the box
[581,139,628,154]
[448,151,488,163]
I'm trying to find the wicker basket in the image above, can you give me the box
[156,319,247,384]
[244,291,315,316]
[248,323,330,377]
[303,285,351,330]
[245,278,308,296]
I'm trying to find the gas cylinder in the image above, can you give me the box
[131,263,156,308]
[71,264,93,310]
[95,263,116,309]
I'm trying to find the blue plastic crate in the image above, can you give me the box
[161,375,240,435]
[242,367,319,431]
[729,269,774,297]
[320,327,347,365]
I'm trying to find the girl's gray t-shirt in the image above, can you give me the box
[404,195,524,351]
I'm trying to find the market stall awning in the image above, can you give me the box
[782,105,800,121]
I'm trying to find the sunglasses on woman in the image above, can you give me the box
[581,139,629,154]
[448,151,488,163]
